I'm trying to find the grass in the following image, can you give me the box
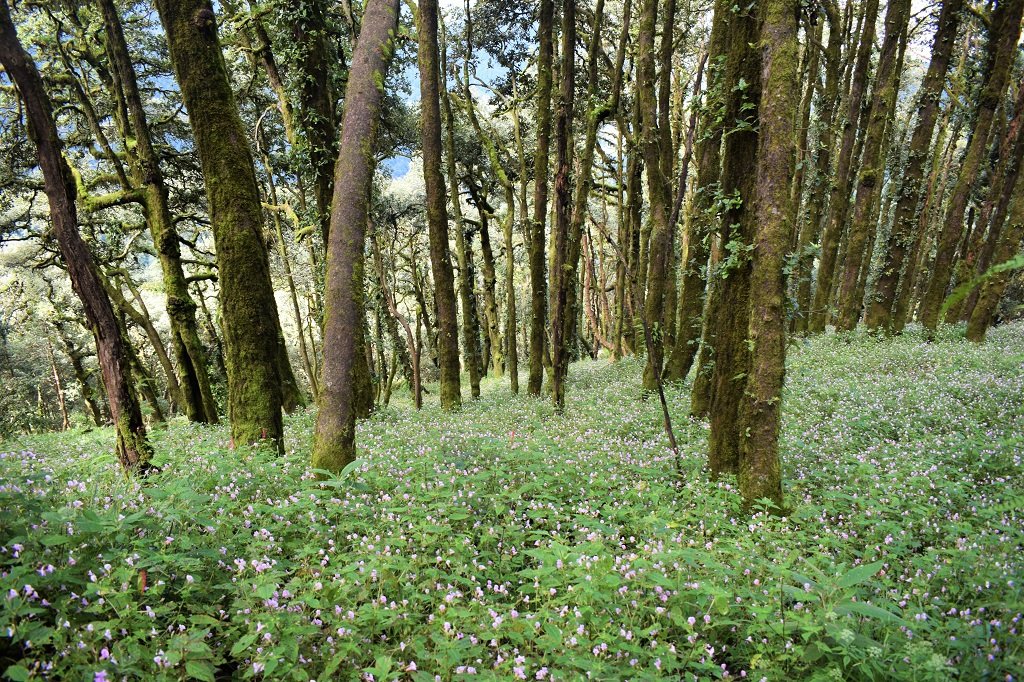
[1,322,1022,681]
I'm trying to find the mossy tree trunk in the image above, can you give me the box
[0,1,152,471]
[833,0,911,331]
[705,0,760,477]
[312,0,400,472]
[155,0,288,450]
[808,0,879,333]
[638,0,674,393]
[919,0,1024,331]
[440,30,484,398]
[418,0,462,410]
[734,0,799,509]
[865,0,964,332]
[549,0,577,411]
[96,0,219,424]
[528,0,555,396]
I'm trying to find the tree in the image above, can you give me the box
[0,0,152,471]
[418,0,463,410]
[919,0,1024,331]
[865,0,965,332]
[312,0,401,472]
[833,0,911,331]
[154,0,290,449]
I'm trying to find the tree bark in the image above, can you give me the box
[418,0,462,410]
[312,0,400,471]
[528,0,555,396]
[155,0,288,449]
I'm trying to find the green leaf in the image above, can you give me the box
[185,660,216,682]
[837,561,884,589]
[230,632,257,656]
[835,600,903,623]
[39,535,70,547]
[5,664,30,681]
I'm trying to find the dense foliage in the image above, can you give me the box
[2,323,1022,681]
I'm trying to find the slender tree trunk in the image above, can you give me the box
[549,0,577,411]
[528,0,555,396]
[0,1,152,471]
[865,0,963,331]
[919,0,1024,331]
[312,0,399,471]
[47,339,70,431]
[808,0,879,332]
[155,0,288,449]
[834,0,911,330]
[440,29,484,398]
[418,0,462,409]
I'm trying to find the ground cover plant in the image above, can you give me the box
[1,322,1023,681]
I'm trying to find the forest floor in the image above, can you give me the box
[1,323,1023,681]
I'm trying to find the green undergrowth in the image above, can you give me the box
[1,323,1022,681]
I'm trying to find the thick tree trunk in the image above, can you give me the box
[808,0,879,332]
[0,1,152,471]
[312,0,400,471]
[528,0,555,396]
[418,0,462,410]
[834,0,911,330]
[919,0,1024,331]
[638,0,674,393]
[705,0,760,476]
[98,0,219,424]
[736,0,799,509]
[155,0,288,449]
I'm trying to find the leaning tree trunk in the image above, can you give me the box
[418,0,462,410]
[154,0,288,450]
[919,0,1024,331]
[98,0,219,424]
[312,0,400,472]
[0,0,152,471]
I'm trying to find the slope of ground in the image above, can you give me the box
[1,323,1022,680]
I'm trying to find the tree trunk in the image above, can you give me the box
[418,0,462,410]
[865,0,963,331]
[705,0,760,476]
[0,1,152,471]
[155,0,287,449]
[834,0,910,331]
[735,0,799,509]
[549,0,577,411]
[919,0,1024,331]
[98,0,219,424]
[528,0,555,396]
[808,0,880,332]
[312,0,400,471]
